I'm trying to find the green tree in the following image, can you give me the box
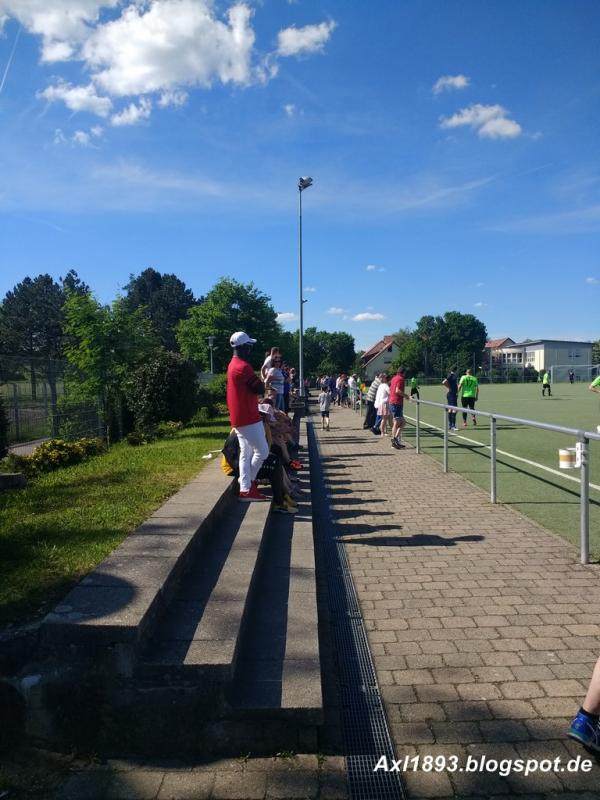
[123,268,198,351]
[0,275,65,401]
[177,278,281,372]
[124,351,197,430]
[63,292,158,441]
[392,312,487,378]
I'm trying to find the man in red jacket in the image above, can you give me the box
[226,331,270,501]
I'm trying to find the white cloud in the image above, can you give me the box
[352,312,385,321]
[585,277,599,285]
[72,130,91,146]
[111,97,152,126]
[83,1,257,97]
[158,89,188,108]
[366,264,385,272]
[276,311,298,322]
[0,0,120,61]
[433,74,470,95]
[440,103,522,139]
[277,20,336,57]
[327,306,345,315]
[305,286,316,292]
[53,125,102,146]
[39,80,112,116]
[3,1,335,128]
[283,103,296,117]
[473,302,488,308]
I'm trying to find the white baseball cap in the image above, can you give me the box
[230,331,257,347]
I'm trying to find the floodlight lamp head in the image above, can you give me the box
[298,176,313,191]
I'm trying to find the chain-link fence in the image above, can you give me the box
[0,355,105,446]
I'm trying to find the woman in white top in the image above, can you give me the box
[373,374,390,435]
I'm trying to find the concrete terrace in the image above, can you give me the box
[313,406,600,798]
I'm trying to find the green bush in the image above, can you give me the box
[2,437,106,476]
[195,373,228,420]
[126,420,184,446]
[0,396,8,460]
[189,407,213,425]
[124,351,197,430]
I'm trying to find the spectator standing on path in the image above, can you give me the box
[363,373,382,429]
[542,369,552,397]
[442,366,459,432]
[372,374,390,436]
[264,355,285,411]
[409,374,420,400]
[318,386,331,430]
[458,368,479,428]
[226,331,270,502]
[567,657,600,751]
[569,369,575,384]
[389,366,410,450]
[261,347,280,381]
[348,374,358,408]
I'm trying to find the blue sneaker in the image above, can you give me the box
[567,712,600,751]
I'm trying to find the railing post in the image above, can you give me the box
[416,400,421,454]
[490,416,497,503]
[580,435,589,565]
[443,407,448,473]
[12,383,20,441]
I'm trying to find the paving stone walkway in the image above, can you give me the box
[314,405,600,799]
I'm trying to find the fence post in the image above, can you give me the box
[490,416,497,503]
[416,400,421,454]
[580,435,589,565]
[443,407,448,473]
[11,383,20,441]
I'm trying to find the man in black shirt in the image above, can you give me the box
[442,367,459,432]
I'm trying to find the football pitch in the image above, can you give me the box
[400,382,600,560]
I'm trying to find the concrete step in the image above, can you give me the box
[140,496,271,684]
[39,458,236,670]
[229,445,323,729]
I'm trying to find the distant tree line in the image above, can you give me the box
[0,269,357,440]
[390,312,488,378]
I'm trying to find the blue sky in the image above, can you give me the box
[0,0,598,352]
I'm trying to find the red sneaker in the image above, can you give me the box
[288,460,303,471]
[239,483,269,502]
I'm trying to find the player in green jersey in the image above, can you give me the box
[409,375,420,400]
[542,370,552,397]
[458,368,479,428]
[590,375,600,395]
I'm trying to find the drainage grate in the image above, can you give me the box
[308,421,407,800]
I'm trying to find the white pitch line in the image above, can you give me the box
[404,414,600,494]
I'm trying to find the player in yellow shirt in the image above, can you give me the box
[458,368,479,428]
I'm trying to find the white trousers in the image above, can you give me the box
[235,421,270,492]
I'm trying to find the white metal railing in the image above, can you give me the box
[408,398,600,565]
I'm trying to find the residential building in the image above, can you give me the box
[486,338,592,373]
[360,335,400,382]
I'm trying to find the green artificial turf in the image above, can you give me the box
[0,420,230,625]
[400,382,600,560]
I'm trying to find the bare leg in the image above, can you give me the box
[582,657,600,714]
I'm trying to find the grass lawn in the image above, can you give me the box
[0,419,230,626]
[400,382,600,559]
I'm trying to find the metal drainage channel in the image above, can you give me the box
[308,421,407,800]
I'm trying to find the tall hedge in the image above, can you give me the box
[124,351,197,430]
[0,396,8,459]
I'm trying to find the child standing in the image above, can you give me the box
[318,387,331,430]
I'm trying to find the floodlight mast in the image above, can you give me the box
[298,177,313,398]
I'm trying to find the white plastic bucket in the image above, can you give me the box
[559,448,577,469]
